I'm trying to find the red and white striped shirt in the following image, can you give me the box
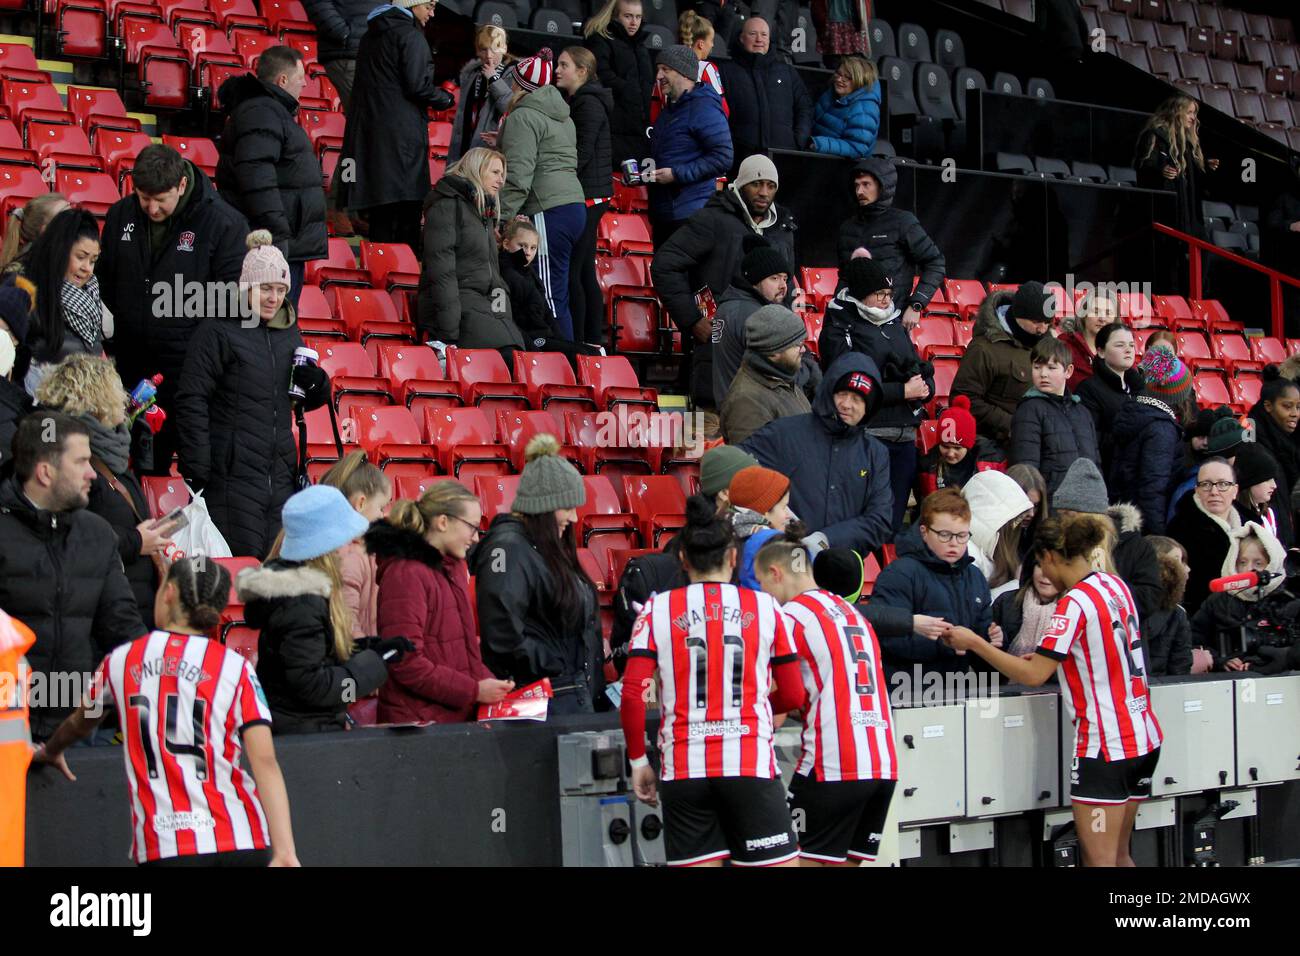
[784,590,896,782]
[628,583,796,781]
[87,630,273,863]
[1037,572,1163,761]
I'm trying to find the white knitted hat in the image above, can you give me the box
[240,230,291,287]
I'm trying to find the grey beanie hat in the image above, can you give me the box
[512,434,586,514]
[699,445,757,498]
[1052,458,1109,515]
[657,44,699,81]
[745,304,806,355]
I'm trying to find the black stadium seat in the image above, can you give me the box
[474,0,517,29]
[1034,156,1072,179]
[897,22,930,62]
[868,18,896,59]
[933,29,965,72]
[1071,161,1108,183]
[996,152,1034,175]
[642,24,673,50]
[1108,165,1137,186]
[915,62,956,121]
[991,71,1022,96]
[1026,77,1054,99]
[641,0,677,31]
[791,7,822,66]
[879,56,920,116]
[953,66,985,120]
[529,7,574,35]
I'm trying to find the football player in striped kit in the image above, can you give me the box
[754,530,898,866]
[944,512,1162,867]
[33,557,299,867]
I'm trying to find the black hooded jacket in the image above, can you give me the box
[97,162,248,389]
[0,476,145,738]
[1076,357,1143,478]
[567,80,615,200]
[740,352,894,554]
[216,73,327,264]
[1245,400,1299,549]
[835,157,946,312]
[718,42,814,156]
[174,308,304,559]
[587,25,655,165]
[301,0,381,64]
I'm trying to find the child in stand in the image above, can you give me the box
[991,554,1061,659]
[914,395,1005,500]
[320,451,392,638]
[1143,536,1194,676]
[499,220,603,362]
[1008,336,1100,496]
[727,465,795,588]
[32,557,300,867]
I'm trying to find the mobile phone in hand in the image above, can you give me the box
[152,506,188,532]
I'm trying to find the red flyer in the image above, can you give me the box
[477,679,554,722]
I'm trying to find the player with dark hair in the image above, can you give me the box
[32,557,300,867]
[943,513,1162,867]
[620,495,806,867]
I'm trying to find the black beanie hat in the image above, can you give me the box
[1234,442,1279,490]
[842,256,892,301]
[741,244,790,286]
[1008,280,1055,324]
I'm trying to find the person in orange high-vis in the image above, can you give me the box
[0,608,36,867]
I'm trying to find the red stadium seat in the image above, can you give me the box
[139,44,191,109]
[141,475,192,518]
[232,29,276,69]
[607,547,657,592]
[563,409,654,479]
[916,419,939,454]
[304,235,368,289]
[597,214,653,256]
[96,128,152,183]
[610,177,648,214]
[926,357,961,417]
[56,2,109,58]
[1176,332,1225,372]
[1190,298,1240,332]
[30,123,98,170]
[210,0,266,30]
[161,134,218,176]
[575,475,640,558]
[121,17,178,62]
[496,409,579,473]
[1193,371,1232,409]
[912,316,963,360]
[56,170,119,215]
[425,407,511,481]
[1115,290,1154,324]
[213,556,260,597]
[317,341,393,416]
[0,44,40,72]
[0,164,46,203]
[942,278,986,318]
[800,267,839,305]
[1152,294,1192,324]
[511,351,596,417]
[1232,377,1262,409]
[1251,336,1286,364]
[222,625,259,665]
[358,240,420,291]
[353,405,437,478]
[576,547,611,593]
[374,342,460,411]
[392,474,442,502]
[428,120,452,157]
[623,475,687,546]
[1211,334,1261,374]
[298,403,360,479]
[474,473,523,528]
[299,107,346,154]
[332,287,411,345]
[447,348,529,413]
[575,354,657,411]
[859,552,882,597]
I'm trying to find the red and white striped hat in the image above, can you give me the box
[515,48,553,92]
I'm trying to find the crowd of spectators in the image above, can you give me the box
[4,2,1300,785]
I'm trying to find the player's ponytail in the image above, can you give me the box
[166,557,232,633]
[1033,513,1109,563]
[678,494,737,574]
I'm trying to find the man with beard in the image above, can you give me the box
[720,304,811,444]
[0,413,144,742]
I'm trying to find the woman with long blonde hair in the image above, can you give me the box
[417,146,526,353]
[364,480,514,723]
[584,0,654,165]
[0,192,69,274]
[36,354,178,626]
[320,450,391,637]
[1135,95,1220,237]
[240,485,411,734]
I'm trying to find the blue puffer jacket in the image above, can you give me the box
[811,83,881,159]
[1108,396,1183,536]
[869,525,994,678]
[740,352,893,555]
[648,82,734,222]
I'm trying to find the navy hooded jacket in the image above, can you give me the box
[740,352,893,554]
[868,524,994,678]
[649,82,734,222]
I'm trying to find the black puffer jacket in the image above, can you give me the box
[1076,357,1143,479]
[718,43,814,156]
[651,185,799,334]
[301,0,380,64]
[587,26,654,165]
[216,73,327,264]
[1008,388,1100,495]
[817,289,934,432]
[498,247,560,344]
[1107,397,1182,536]
[835,157,946,311]
[338,7,453,211]
[470,514,603,714]
[418,174,523,349]
[239,560,389,734]
[0,376,32,469]
[97,163,248,390]
[0,477,144,738]
[1108,503,1163,624]
[85,455,158,629]
[174,309,303,559]
[1246,400,1299,549]
[568,80,615,200]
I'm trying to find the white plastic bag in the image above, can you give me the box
[170,489,232,559]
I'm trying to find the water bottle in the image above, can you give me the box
[288,347,319,402]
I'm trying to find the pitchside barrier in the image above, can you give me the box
[24,675,1300,866]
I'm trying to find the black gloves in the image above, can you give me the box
[373,637,416,663]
